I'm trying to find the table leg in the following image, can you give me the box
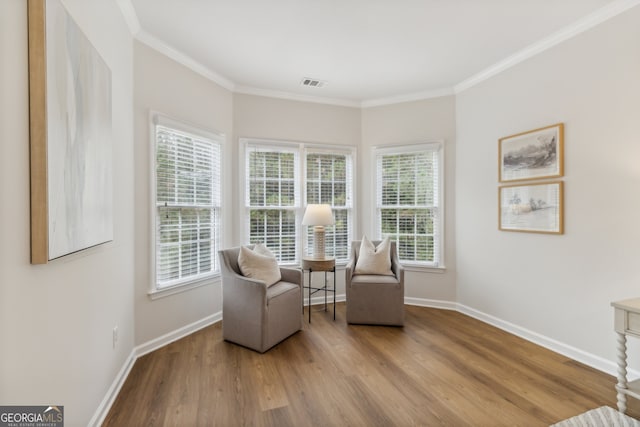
[616,331,628,413]
[333,267,336,320]
[324,271,328,312]
[308,269,312,323]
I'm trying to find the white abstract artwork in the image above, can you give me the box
[45,0,113,259]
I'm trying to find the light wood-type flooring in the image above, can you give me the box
[103,304,640,426]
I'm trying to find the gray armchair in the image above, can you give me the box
[218,246,302,353]
[345,240,405,326]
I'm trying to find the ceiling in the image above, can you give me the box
[123,0,623,106]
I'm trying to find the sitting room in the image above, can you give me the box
[1,0,640,425]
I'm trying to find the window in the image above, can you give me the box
[375,143,443,267]
[305,151,352,261]
[242,140,354,264]
[246,146,299,263]
[153,115,223,291]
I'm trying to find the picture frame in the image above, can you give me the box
[499,181,564,234]
[499,123,564,183]
[28,0,113,264]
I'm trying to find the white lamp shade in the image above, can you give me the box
[302,204,335,226]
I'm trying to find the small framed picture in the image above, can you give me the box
[499,123,563,182]
[499,181,563,234]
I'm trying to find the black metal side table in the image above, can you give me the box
[301,257,336,323]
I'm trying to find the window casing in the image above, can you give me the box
[152,115,223,291]
[375,142,443,267]
[241,139,354,265]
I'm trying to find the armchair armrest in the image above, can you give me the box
[345,261,355,289]
[222,271,268,308]
[391,252,404,289]
[280,267,302,288]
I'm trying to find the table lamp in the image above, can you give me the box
[302,204,335,259]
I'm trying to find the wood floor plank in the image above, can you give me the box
[102,304,638,426]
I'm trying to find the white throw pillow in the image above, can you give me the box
[253,242,275,258]
[238,244,281,287]
[354,236,394,276]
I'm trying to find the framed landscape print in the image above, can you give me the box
[499,181,563,234]
[499,123,564,183]
[28,0,113,263]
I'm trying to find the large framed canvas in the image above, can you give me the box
[499,123,564,183]
[499,181,564,234]
[28,0,113,263]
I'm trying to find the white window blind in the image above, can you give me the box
[242,140,355,264]
[246,145,300,263]
[305,151,353,262]
[376,143,442,266]
[155,123,222,289]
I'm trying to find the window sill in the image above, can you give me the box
[309,262,443,273]
[401,264,447,274]
[148,274,220,300]
[285,261,350,269]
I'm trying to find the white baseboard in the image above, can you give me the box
[306,293,346,306]
[92,299,634,425]
[456,303,640,380]
[90,311,222,426]
[89,349,136,427]
[402,297,639,380]
[136,311,222,357]
[404,297,457,310]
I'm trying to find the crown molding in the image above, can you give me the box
[454,0,640,94]
[136,30,235,91]
[361,87,454,108]
[234,85,361,108]
[117,0,639,107]
[115,0,140,35]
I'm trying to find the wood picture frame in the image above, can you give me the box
[28,0,113,264]
[499,123,564,183]
[499,181,564,234]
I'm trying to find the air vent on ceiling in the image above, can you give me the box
[301,77,327,88]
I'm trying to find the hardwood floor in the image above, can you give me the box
[103,304,639,426]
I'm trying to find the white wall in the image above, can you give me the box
[133,41,233,345]
[0,0,135,425]
[456,6,640,369]
[233,94,361,147]
[361,97,457,302]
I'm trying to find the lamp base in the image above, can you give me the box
[312,226,326,259]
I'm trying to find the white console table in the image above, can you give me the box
[612,298,640,413]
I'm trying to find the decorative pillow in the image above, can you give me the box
[238,244,281,287]
[354,236,394,276]
[253,242,276,258]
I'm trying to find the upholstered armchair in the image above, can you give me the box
[345,239,405,326]
[218,246,302,353]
